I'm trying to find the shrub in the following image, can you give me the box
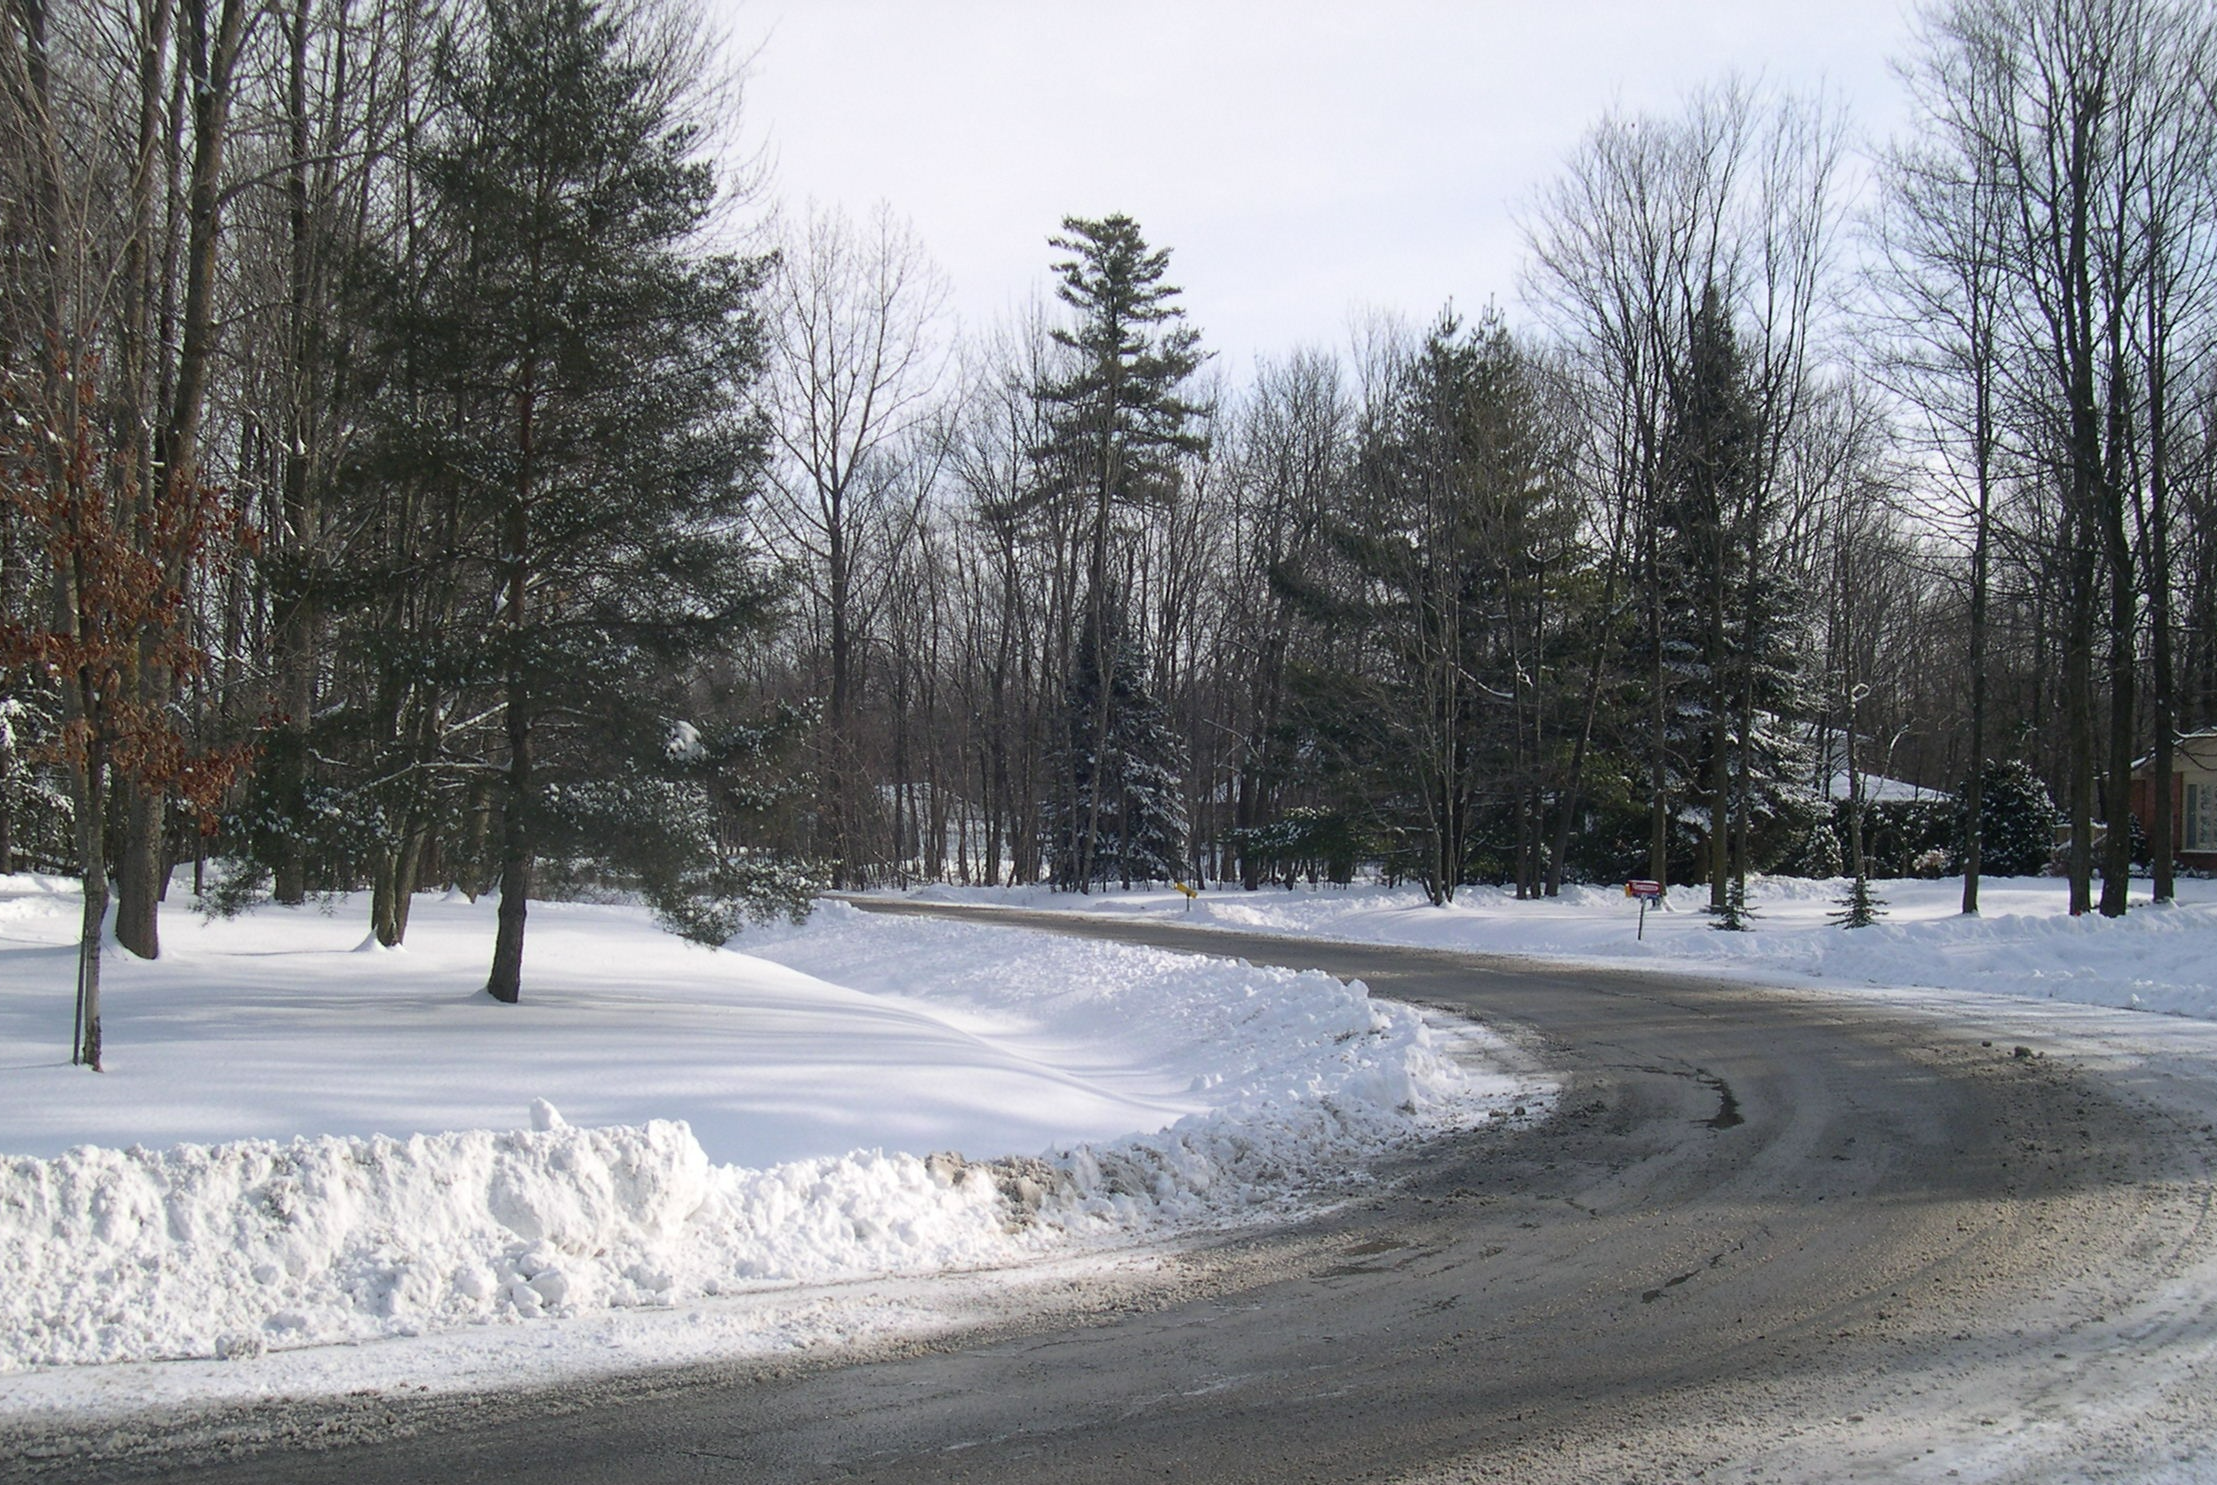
[1962,758,2058,877]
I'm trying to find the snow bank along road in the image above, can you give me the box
[35,900,2217,1483]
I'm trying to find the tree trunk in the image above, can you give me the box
[271,0,317,907]
[1845,729,1870,896]
[370,817,426,949]
[2149,555,2177,905]
[459,779,494,898]
[113,790,165,956]
[1545,572,1618,898]
[75,866,105,1071]
[2146,282,2178,906]
[370,846,400,947]
[1707,711,1731,912]
[1961,441,1991,916]
[1705,542,1731,914]
[486,708,531,1003]
[1076,501,1114,893]
[117,0,248,961]
[489,352,535,1001]
[1644,511,1672,889]
[70,748,109,1071]
[2064,497,2096,916]
[825,511,852,887]
[107,0,175,957]
[2098,372,2135,919]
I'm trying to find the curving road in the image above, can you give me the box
[28,901,2217,1482]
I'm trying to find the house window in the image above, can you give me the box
[2190,781,2211,852]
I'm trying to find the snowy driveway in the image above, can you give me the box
[43,901,2217,1485]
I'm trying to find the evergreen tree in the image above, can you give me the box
[1655,285,1813,926]
[1046,621,1187,889]
[1033,214,1206,890]
[1834,719,1886,930]
[1658,285,1757,921]
[0,690,72,874]
[399,0,779,1001]
[1832,872,1888,928]
[1282,312,1567,905]
[1963,757,2059,879]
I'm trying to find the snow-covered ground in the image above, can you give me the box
[10,867,2216,1452]
[0,879,1533,1418]
[904,872,2217,1021]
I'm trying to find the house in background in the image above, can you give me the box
[1810,732,1953,805]
[2129,729,2217,872]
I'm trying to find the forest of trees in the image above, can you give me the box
[8,0,2217,1061]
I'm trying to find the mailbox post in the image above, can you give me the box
[1626,879,1664,939]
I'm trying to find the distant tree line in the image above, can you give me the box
[763,0,2217,930]
[6,0,2217,1065]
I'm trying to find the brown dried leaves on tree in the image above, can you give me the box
[1,361,254,1068]
[1,369,252,826]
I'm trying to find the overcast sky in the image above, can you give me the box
[716,2,1922,376]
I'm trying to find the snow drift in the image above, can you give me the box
[909,873,2217,1022]
[0,894,1526,1371]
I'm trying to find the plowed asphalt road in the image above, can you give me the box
[23,899,2217,1482]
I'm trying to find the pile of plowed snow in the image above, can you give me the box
[0,888,1537,1369]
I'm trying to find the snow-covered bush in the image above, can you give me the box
[1779,817,1843,879]
[1963,757,2058,877]
[1230,808,1368,887]
[543,773,822,944]
[1849,798,1956,878]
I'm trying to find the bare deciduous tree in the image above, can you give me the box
[755,201,947,887]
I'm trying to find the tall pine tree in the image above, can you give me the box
[400,0,777,1001]
[1655,285,1812,924]
[1032,215,1206,890]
